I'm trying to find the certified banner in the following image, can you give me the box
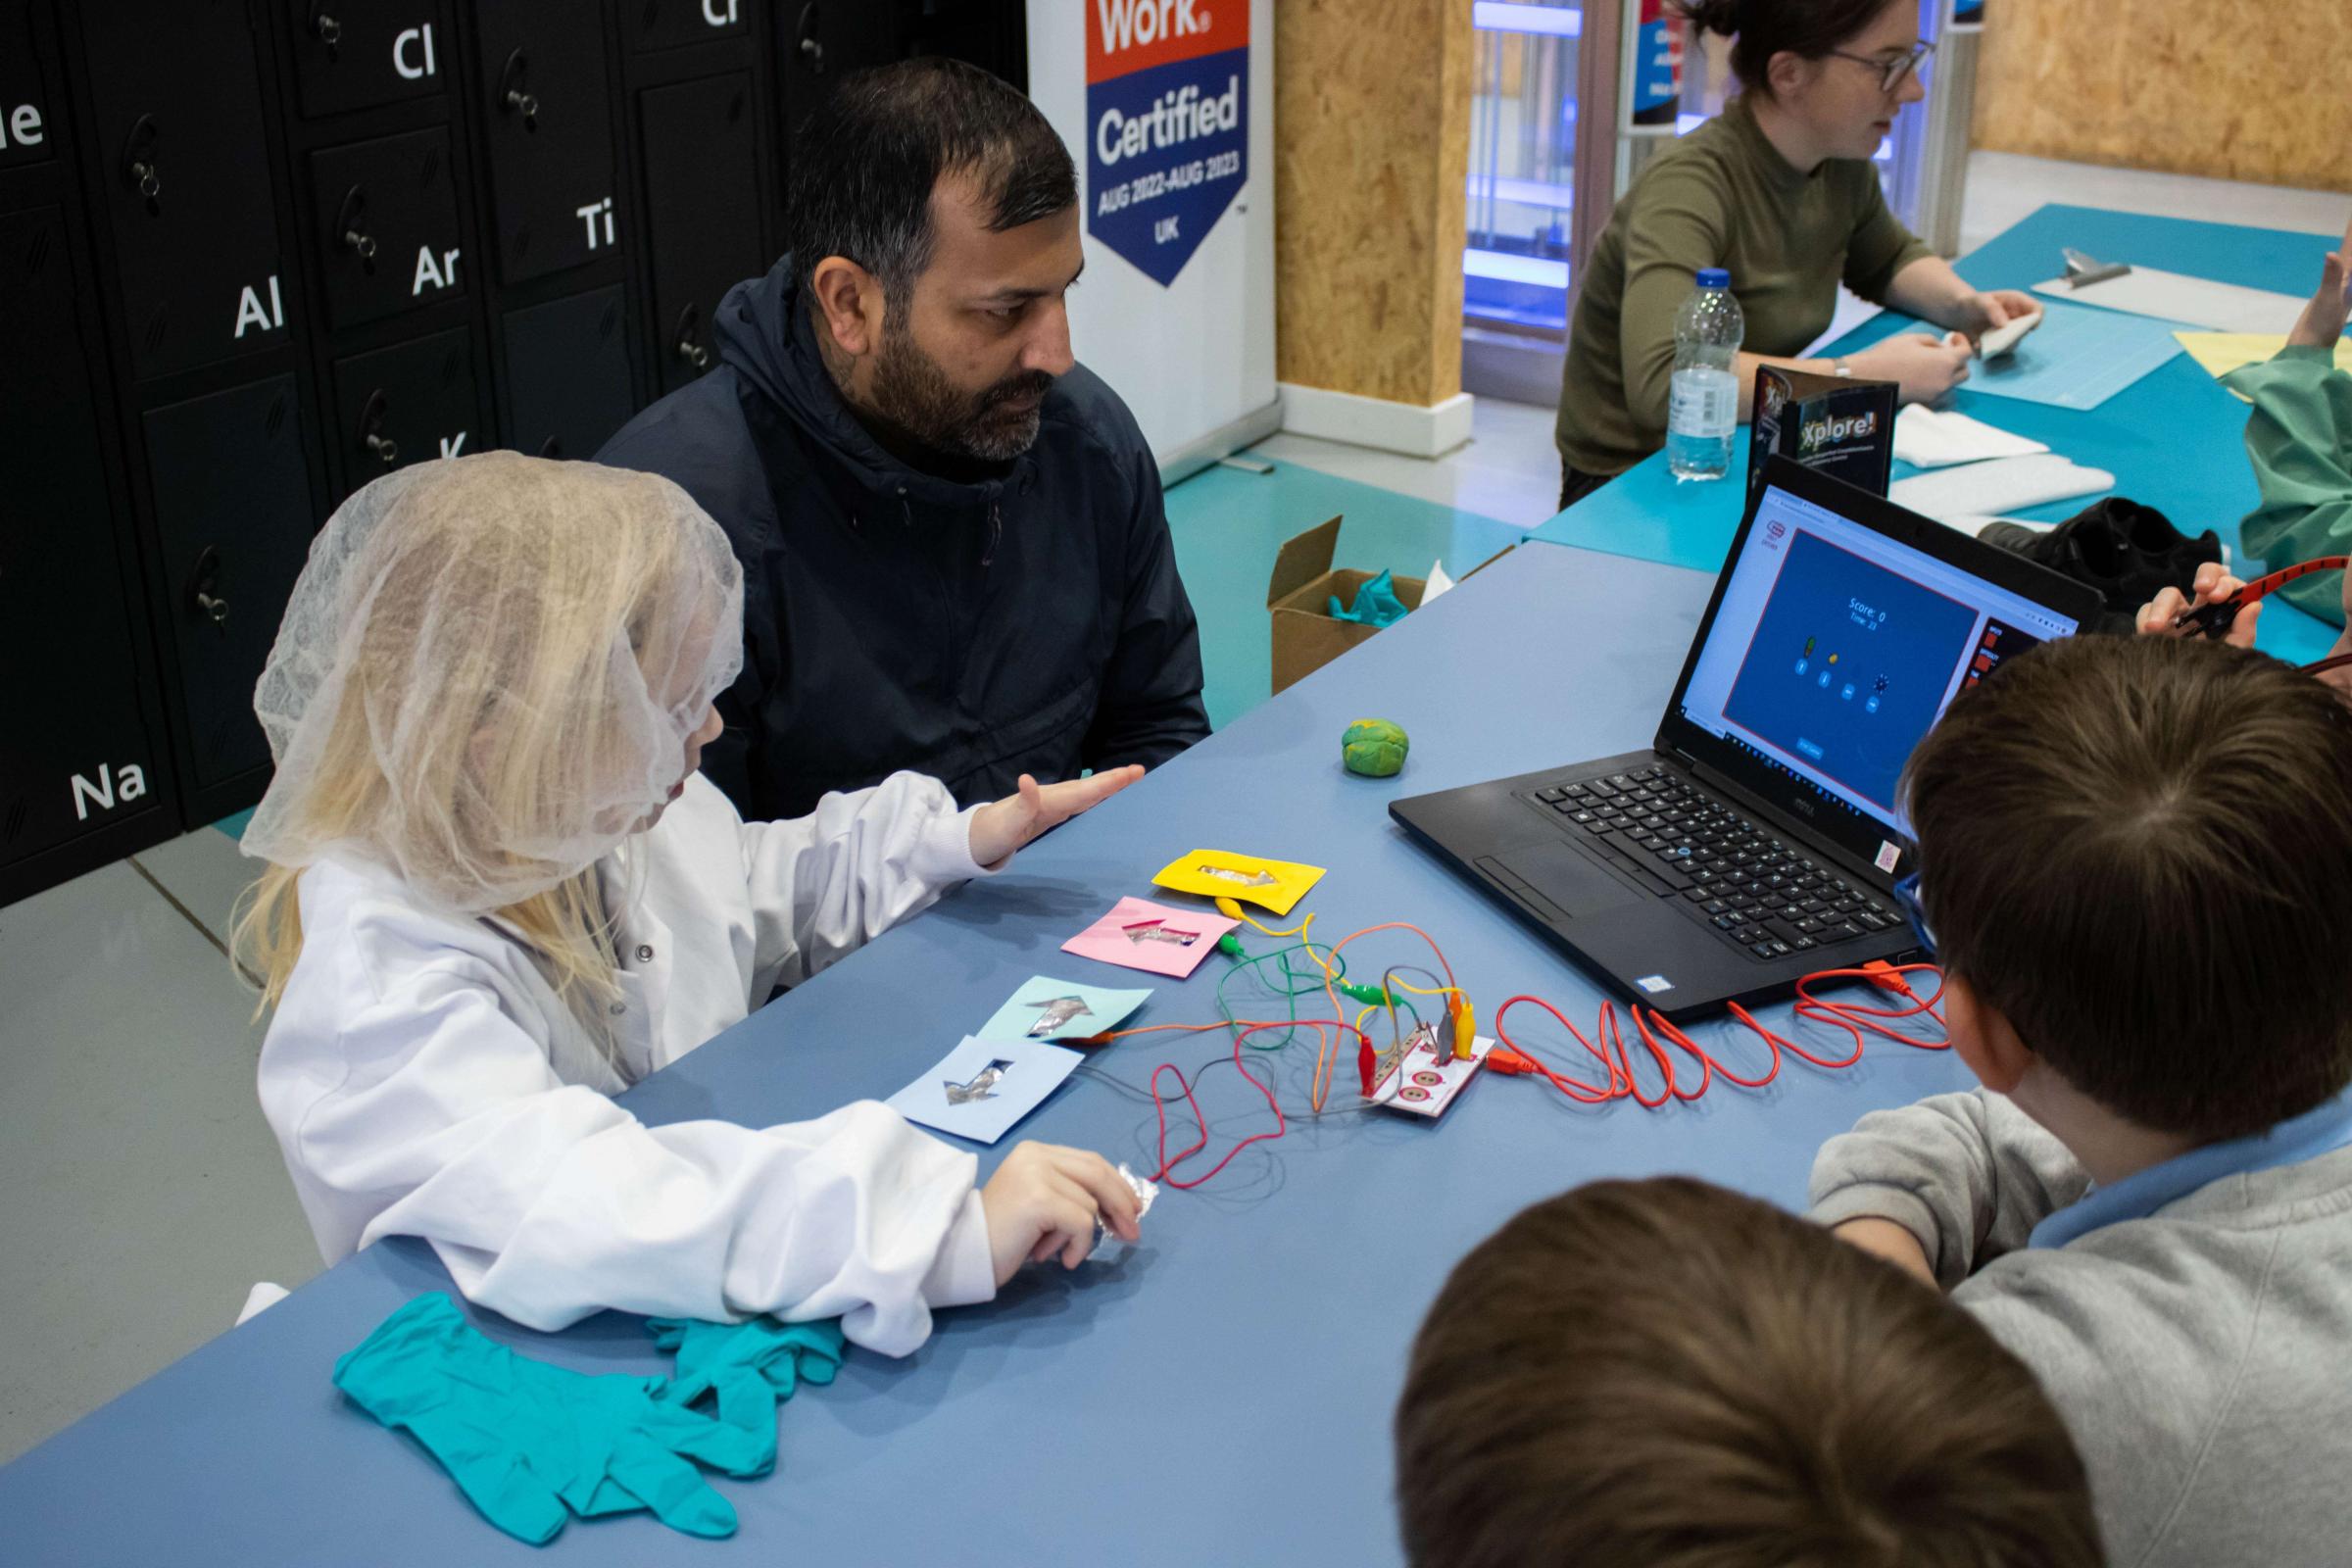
[1085,0,1250,286]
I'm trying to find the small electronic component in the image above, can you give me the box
[1366,1024,1493,1119]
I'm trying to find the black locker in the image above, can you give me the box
[76,0,292,380]
[638,73,761,397]
[471,0,620,285]
[0,208,172,873]
[140,376,318,791]
[502,285,634,460]
[775,1,896,151]
[309,127,466,330]
[0,0,52,171]
[330,325,482,496]
[284,0,451,119]
[625,0,750,53]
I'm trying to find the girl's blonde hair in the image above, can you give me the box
[232,453,743,1036]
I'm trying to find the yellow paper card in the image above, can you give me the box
[2175,332,2352,401]
[1152,849,1327,915]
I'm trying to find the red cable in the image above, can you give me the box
[1145,1019,1354,1190]
[1494,965,1948,1110]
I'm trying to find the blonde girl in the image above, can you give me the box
[239,453,1141,1351]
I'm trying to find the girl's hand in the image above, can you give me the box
[2287,213,2352,350]
[968,765,1144,867]
[979,1142,1143,1284]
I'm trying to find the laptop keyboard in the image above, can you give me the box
[1529,765,1903,962]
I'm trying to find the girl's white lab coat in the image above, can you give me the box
[258,770,999,1355]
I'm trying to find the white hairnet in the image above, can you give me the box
[242,452,745,914]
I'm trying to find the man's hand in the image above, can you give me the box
[1831,1216,1936,1285]
[2287,213,2352,350]
[979,1142,1144,1285]
[968,765,1144,867]
[1846,332,1973,405]
[2136,561,2260,649]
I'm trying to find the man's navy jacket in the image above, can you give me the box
[600,258,1209,820]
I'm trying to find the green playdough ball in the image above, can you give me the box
[1343,718,1410,777]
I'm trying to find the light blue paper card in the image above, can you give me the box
[888,1035,1085,1145]
[975,976,1152,1042]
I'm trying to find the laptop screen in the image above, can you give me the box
[1672,481,2082,856]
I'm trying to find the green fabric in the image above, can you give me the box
[1342,718,1410,777]
[1555,95,1935,478]
[647,1315,845,1436]
[333,1293,771,1544]
[1327,570,1408,627]
[2225,343,2352,627]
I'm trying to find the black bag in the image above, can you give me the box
[1979,498,2221,636]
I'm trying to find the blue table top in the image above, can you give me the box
[0,543,1974,1565]
[1529,203,2346,665]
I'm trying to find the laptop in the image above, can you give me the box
[1390,456,2103,1021]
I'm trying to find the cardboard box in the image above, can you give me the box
[1264,516,1507,694]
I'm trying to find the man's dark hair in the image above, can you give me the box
[1396,1178,2103,1568]
[788,58,1075,311]
[1905,634,2352,1140]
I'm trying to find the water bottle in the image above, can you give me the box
[1666,267,1743,481]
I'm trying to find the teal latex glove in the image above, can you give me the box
[1327,568,1409,627]
[648,1315,846,1435]
[333,1294,770,1544]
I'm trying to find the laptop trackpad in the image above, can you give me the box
[1498,841,1648,921]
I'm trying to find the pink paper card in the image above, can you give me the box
[1061,896,1240,979]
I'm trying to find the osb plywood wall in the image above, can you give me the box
[1972,0,2352,193]
[1275,0,1475,408]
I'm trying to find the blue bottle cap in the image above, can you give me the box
[1694,267,1731,288]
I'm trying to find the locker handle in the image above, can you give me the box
[189,545,229,632]
[359,389,400,469]
[121,115,161,212]
[673,304,710,371]
[498,50,540,132]
[309,1,342,58]
[334,186,377,271]
[795,4,824,74]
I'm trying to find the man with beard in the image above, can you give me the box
[599,59,1209,821]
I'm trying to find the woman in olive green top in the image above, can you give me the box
[1556,0,2036,508]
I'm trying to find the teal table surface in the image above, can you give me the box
[1529,203,2345,664]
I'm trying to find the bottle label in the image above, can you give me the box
[1669,368,1736,439]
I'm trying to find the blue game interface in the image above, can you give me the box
[1719,530,1980,810]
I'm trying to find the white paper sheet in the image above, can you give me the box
[1888,455,2114,523]
[1891,406,2050,468]
[2032,267,2307,335]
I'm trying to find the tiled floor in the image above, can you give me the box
[2,150,2345,1468]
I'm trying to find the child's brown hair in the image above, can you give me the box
[1904,634,2352,1140]
[1395,1178,2101,1568]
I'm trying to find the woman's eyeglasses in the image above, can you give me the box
[1827,38,1936,94]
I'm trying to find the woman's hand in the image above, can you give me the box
[1845,332,1973,405]
[2136,562,2259,649]
[968,765,1144,867]
[1946,287,2040,345]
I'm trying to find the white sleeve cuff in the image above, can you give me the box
[909,796,999,882]
[920,1188,998,1310]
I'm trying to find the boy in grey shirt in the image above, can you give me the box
[1812,633,2352,1568]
